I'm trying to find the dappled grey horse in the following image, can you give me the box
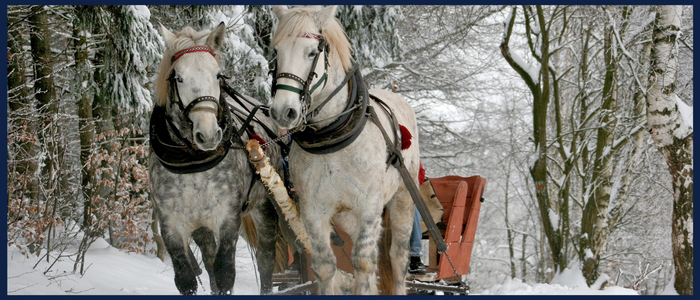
[149,22,283,295]
[269,5,421,295]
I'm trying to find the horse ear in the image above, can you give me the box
[272,5,289,19]
[314,5,337,30]
[206,22,227,52]
[159,23,176,46]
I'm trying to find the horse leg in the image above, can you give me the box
[350,211,383,295]
[249,198,279,294]
[302,212,338,294]
[160,223,199,295]
[192,227,218,294]
[387,190,414,295]
[213,217,241,295]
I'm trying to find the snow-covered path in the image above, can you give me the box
[7,239,656,295]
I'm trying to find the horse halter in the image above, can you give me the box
[270,32,330,120]
[168,46,223,126]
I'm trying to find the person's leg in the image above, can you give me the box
[409,207,426,274]
[409,207,423,257]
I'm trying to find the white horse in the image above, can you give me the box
[268,5,420,295]
[150,23,284,295]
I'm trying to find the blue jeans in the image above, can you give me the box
[410,207,423,257]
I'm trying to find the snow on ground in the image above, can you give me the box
[477,268,638,295]
[7,239,646,295]
[7,238,260,295]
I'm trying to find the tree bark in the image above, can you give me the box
[500,5,564,274]
[580,5,618,286]
[8,9,39,200]
[73,11,96,235]
[29,5,58,200]
[646,5,693,295]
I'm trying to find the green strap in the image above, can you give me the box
[309,73,328,95]
[276,84,303,95]
[277,73,327,97]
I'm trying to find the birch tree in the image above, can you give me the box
[645,5,693,295]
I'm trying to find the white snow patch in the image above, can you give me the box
[590,273,610,290]
[548,208,560,231]
[551,267,589,289]
[673,93,693,130]
[584,248,594,260]
[478,275,637,295]
[128,5,151,21]
[509,49,540,85]
[7,237,261,295]
[660,274,678,295]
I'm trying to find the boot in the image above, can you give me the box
[408,256,427,275]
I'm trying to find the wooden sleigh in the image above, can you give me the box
[271,175,487,295]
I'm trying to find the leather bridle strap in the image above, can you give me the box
[172,46,215,62]
[307,62,360,119]
[169,46,221,122]
[183,96,219,115]
[273,34,329,105]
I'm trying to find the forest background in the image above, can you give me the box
[5,5,693,295]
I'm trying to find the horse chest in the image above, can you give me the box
[150,157,249,229]
[289,141,399,209]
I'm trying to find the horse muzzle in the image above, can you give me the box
[270,101,302,130]
[193,126,222,151]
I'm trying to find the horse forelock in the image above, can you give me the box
[272,7,353,74]
[154,26,222,107]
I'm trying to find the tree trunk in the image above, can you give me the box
[7,9,39,200]
[28,5,59,255]
[73,12,96,236]
[500,6,564,275]
[646,5,693,295]
[580,5,618,286]
[610,30,652,232]
[504,168,517,278]
[29,5,58,202]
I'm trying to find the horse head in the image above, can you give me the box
[269,5,352,130]
[156,22,227,151]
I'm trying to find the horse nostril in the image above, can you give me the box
[195,132,205,145]
[285,108,297,121]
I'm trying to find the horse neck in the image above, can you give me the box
[307,60,349,129]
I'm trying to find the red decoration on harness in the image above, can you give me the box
[418,162,426,184]
[171,46,215,62]
[249,133,267,150]
[400,125,412,150]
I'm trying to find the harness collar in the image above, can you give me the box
[150,90,236,174]
[292,67,369,154]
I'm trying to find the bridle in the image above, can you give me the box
[168,46,224,129]
[270,32,330,122]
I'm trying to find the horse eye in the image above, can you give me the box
[174,75,183,83]
[308,51,318,58]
